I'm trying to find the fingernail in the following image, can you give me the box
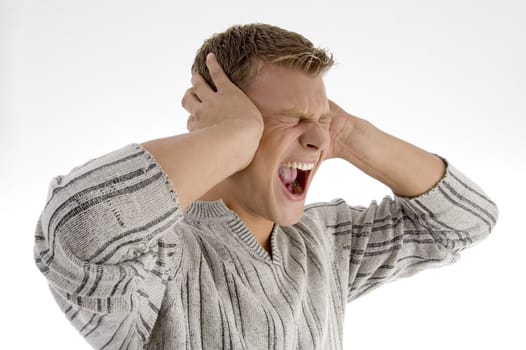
[206,52,215,60]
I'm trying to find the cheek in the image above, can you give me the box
[261,124,302,148]
[254,124,303,174]
[261,123,292,138]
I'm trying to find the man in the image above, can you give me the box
[34,24,498,349]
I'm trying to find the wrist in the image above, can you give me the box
[215,119,263,167]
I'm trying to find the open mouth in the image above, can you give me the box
[278,162,314,196]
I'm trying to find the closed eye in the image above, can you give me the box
[278,116,301,125]
[273,113,330,127]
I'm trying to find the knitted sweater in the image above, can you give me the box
[34,143,498,350]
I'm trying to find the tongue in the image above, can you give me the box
[278,167,298,184]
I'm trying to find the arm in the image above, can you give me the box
[34,53,262,348]
[34,144,183,349]
[321,101,498,302]
[327,100,446,198]
[346,163,497,301]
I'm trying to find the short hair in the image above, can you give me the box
[191,23,334,91]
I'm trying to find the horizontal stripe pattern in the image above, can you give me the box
[307,161,498,303]
[34,144,498,349]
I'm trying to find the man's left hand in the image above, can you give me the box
[324,99,356,160]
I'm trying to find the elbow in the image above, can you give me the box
[435,199,499,254]
[481,198,499,238]
[461,199,499,249]
[488,200,499,234]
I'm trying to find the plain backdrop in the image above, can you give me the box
[1,0,525,348]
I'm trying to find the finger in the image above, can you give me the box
[206,52,232,91]
[181,88,201,114]
[191,72,214,100]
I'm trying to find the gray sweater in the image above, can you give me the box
[34,143,498,349]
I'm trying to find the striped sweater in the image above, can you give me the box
[34,143,498,349]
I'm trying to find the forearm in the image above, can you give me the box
[335,117,446,197]
[142,122,262,209]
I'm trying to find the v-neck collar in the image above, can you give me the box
[184,200,282,265]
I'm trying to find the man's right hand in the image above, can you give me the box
[142,53,264,209]
[183,53,264,137]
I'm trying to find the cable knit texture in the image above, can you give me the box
[34,143,498,349]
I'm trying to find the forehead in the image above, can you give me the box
[244,63,329,117]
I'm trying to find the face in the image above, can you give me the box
[221,63,331,226]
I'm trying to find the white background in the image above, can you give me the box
[1,0,525,348]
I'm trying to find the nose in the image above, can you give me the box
[299,122,330,151]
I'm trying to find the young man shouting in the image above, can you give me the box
[34,23,498,349]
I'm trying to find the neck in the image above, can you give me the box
[199,184,274,253]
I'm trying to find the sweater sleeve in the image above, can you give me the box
[306,160,498,303]
[34,143,183,349]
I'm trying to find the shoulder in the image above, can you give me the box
[302,198,363,227]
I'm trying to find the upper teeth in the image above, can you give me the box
[282,161,315,171]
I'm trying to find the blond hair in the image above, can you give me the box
[191,23,334,91]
